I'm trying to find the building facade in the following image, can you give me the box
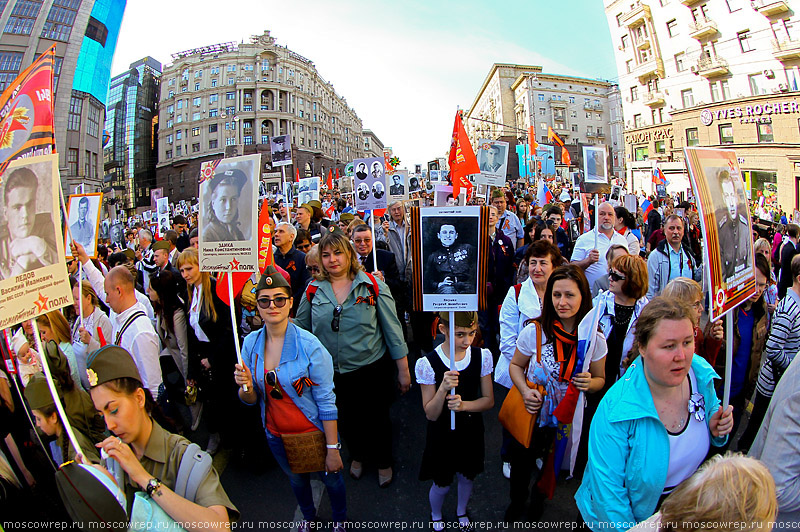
[465,64,622,183]
[0,0,126,198]
[104,56,160,217]
[363,129,383,159]
[156,30,364,202]
[604,0,800,210]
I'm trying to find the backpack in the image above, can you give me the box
[305,272,379,302]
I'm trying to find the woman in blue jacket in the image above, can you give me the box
[235,265,346,532]
[576,297,734,530]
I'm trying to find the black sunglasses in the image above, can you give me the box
[307,265,320,274]
[265,369,283,400]
[608,270,626,282]
[256,296,289,309]
[331,305,343,332]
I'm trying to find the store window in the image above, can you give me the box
[686,128,699,147]
[634,146,649,161]
[757,123,774,143]
[655,140,666,154]
[719,123,734,144]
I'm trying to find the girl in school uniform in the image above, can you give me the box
[415,311,494,531]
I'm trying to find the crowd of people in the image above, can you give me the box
[1,180,797,532]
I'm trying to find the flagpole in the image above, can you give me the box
[370,211,378,273]
[227,272,246,393]
[594,194,599,250]
[449,311,456,431]
[281,166,286,202]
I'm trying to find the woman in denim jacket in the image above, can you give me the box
[235,265,346,532]
[575,297,734,530]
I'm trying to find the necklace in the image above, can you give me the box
[332,280,351,304]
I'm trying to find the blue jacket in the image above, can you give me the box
[575,355,726,530]
[240,322,337,433]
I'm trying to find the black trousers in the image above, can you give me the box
[736,390,771,452]
[334,355,395,469]
[508,425,555,509]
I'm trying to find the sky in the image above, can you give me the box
[111,0,617,168]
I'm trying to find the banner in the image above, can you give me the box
[198,154,259,273]
[65,193,102,259]
[0,154,72,328]
[353,156,387,212]
[0,46,56,176]
[581,145,610,194]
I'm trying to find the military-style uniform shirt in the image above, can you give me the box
[57,429,101,464]
[718,213,751,281]
[70,219,95,248]
[120,420,239,521]
[424,243,477,294]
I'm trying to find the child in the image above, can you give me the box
[415,311,495,531]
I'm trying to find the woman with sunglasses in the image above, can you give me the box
[295,230,409,488]
[236,266,346,531]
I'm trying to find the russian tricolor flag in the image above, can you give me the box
[642,199,653,222]
[537,180,554,207]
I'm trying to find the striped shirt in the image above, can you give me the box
[756,288,800,397]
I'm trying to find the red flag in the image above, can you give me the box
[448,111,479,199]
[295,168,300,183]
[96,326,107,348]
[561,146,572,167]
[335,167,340,183]
[326,169,333,190]
[216,271,251,306]
[257,201,274,273]
[325,204,336,218]
[528,125,538,155]
[547,127,564,147]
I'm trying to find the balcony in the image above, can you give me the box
[596,130,605,138]
[586,130,599,138]
[688,18,718,40]
[634,35,652,50]
[643,91,666,107]
[753,1,790,16]
[552,123,569,134]
[620,2,651,28]
[549,98,567,108]
[772,39,800,61]
[633,57,664,82]
[695,56,730,77]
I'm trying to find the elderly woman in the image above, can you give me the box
[203,170,246,242]
[235,266,346,531]
[576,297,734,530]
[295,230,409,488]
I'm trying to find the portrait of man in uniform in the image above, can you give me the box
[479,144,505,174]
[67,194,101,255]
[389,174,404,196]
[270,135,292,165]
[370,161,383,180]
[356,162,368,180]
[717,169,751,280]
[423,221,477,295]
[357,183,370,201]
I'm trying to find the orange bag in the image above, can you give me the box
[498,321,547,448]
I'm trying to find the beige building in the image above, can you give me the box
[363,129,384,159]
[156,30,364,201]
[604,0,800,210]
[465,63,622,182]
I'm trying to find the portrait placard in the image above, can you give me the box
[353,156,386,211]
[298,177,319,206]
[581,145,610,194]
[270,135,292,167]
[198,154,259,273]
[0,154,73,328]
[624,194,638,214]
[388,170,408,202]
[65,193,102,259]
[684,147,755,322]
[410,206,488,312]
[476,139,509,186]
[109,222,124,249]
[156,196,170,239]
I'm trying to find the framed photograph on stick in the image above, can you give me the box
[65,193,102,259]
[580,145,610,195]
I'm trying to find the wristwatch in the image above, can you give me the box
[145,477,163,497]
[326,443,341,450]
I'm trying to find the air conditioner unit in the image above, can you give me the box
[764,69,775,79]
[778,83,789,92]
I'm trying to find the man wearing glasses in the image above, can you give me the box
[646,214,702,300]
[273,222,310,315]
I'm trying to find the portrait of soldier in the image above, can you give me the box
[370,161,383,180]
[0,166,58,279]
[479,144,504,173]
[389,174,404,196]
[357,183,370,201]
[372,181,385,200]
[424,222,477,294]
[203,168,248,242]
[356,162,368,180]
[717,169,751,280]
[69,196,95,249]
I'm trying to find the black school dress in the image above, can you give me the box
[418,346,485,486]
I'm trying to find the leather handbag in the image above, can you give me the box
[498,321,546,448]
[281,430,327,474]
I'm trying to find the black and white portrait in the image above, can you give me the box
[716,168,751,282]
[389,174,404,196]
[66,193,102,258]
[355,162,368,180]
[202,169,247,242]
[156,197,170,239]
[109,222,124,248]
[370,161,383,180]
[421,212,479,297]
[409,176,421,193]
[477,140,509,180]
[0,160,59,280]
[582,146,608,185]
[270,135,292,167]
[372,181,385,199]
[353,156,387,211]
[357,183,370,201]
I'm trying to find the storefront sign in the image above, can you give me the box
[624,126,673,144]
[700,100,800,126]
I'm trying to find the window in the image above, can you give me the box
[211,79,217,87]
[757,123,774,143]
[209,139,218,149]
[177,99,183,110]
[738,31,754,53]
[719,123,734,144]
[243,135,253,145]
[227,65,236,72]
[176,130,182,140]
[168,78,175,87]
[726,0,742,12]
[193,97,201,107]
[621,35,629,49]
[539,108,546,116]
[540,122,547,131]
[208,109,218,117]
[67,148,78,176]
[192,143,200,153]
[587,126,594,135]
[166,134,172,144]
[634,114,643,128]
[630,86,639,101]
[626,59,633,74]
[193,83,199,91]
[226,92,235,101]
[616,13,623,26]
[41,0,79,41]
[0,52,21,92]
[721,80,731,100]
[570,110,577,118]
[538,94,545,101]
[192,112,201,121]
[226,137,236,146]
[176,115,182,124]
[686,128,699,147]
[68,96,82,131]
[208,124,217,133]
[655,140,666,154]
[586,112,592,119]
[681,89,694,108]
[749,74,764,96]
[228,78,234,86]
[634,146,649,161]
[85,16,108,46]
[572,124,578,132]
[211,66,219,75]
[597,113,602,121]
[569,96,575,103]
[674,52,686,72]
[168,90,174,98]
[166,119,173,128]
[5,0,43,35]
[176,146,182,156]
[667,19,678,37]
[710,82,720,103]
[192,127,200,137]
[165,149,172,159]
[210,94,219,104]
[84,150,90,177]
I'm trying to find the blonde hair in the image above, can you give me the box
[75,281,101,307]
[305,244,322,280]
[0,453,20,490]
[660,453,777,531]
[754,238,772,268]
[317,230,362,282]
[661,278,703,316]
[36,311,71,344]
[177,247,217,323]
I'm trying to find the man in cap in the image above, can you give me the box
[492,189,524,250]
[203,169,247,242]
[273,222,310,315]
[70,196,95,249]
[424,223,477,294]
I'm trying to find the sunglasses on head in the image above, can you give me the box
[265,369,283,400]
[608,270,626,282]
[256,296,289,309]
[307,265,320,274]
[331,305,343,332]
[297,242,311,251]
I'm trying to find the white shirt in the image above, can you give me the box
[414,345,494,385]
[496,279,542,389]
[71,307,114,390]
[81,259,155,323]
[189,285,211,342]
[570,229,629,288]
[112,302,162,399]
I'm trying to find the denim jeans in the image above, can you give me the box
[266,432,347,522]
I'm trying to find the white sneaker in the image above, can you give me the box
[190,403,203,431]
[206,432,221,455]
[502,462,511,479]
